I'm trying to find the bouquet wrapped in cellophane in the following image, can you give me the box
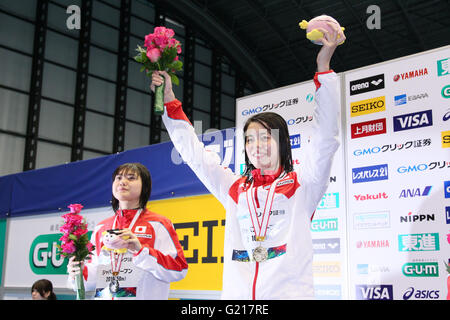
[134,26,183,115]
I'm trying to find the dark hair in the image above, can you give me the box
[242,112,293,180]
[31,279,57,300]
[111,163,152,212]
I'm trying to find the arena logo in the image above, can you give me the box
[351,118,386,139]
[402,262,439,277]
[399,186,432,198]
[349,74,385,96]
[393,67,429,82]
[356,239,389,249]
[355,285,393,300]
[399,211,435,223]
[352,164,388,184]
[350,96,385,117]
[393,109,433,132]
[394,92,429,106]
[312,238,340,254]
[403,287,440,300]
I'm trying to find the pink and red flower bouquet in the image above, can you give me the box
[134,26,183,115]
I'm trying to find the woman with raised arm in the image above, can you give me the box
[151,24,344,299]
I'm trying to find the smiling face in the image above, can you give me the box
[245,121,280,173]
[112,169,143,209]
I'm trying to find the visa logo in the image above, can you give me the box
[393,110,433,132]
[355,285,393,300]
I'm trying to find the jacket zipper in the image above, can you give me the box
[252,262,259,300]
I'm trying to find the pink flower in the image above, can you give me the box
[86,242,94,252]
[447,232,450,245]
[147,48,161,63]
[61,241,76,254]
[68,204,83,214]
[73,227,88,237]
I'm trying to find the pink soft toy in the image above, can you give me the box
[101,230,129,254]
[299,15,345,45]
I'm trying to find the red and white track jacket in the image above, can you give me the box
[162,71,339,299]
[67,208,188,299]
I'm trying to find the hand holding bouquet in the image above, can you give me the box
[57,204,95,299]
[134,26,183,115]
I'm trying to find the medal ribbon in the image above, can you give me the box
[245,173,284,242]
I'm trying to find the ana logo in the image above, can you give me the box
[349,74,385,96]
[403,287,440,300]
[398,233,439,252]
[351,118,386,139]
[29,233,73,275]
[355,284,393,300]
[311,218,338,232]
[442,131,450,148]
[437,57,449,77]
[289,134,301,149]
[399,186,432,198]
[356,239,389,249]
[352,164,388,184]
[393,67,429,82]
[350,96,385,117]
[393,109,433,132]
[399,212,435,223]
[442,85,450,98]
[402,262,439,277]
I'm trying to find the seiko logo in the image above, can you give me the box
[349,74,385,96]
[350,96,385,117]
[393,109,432,132]
[393,68,428,82]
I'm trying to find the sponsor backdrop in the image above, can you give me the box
[0,45,449,300]
[235,77,348,300]
[345,46,449,300]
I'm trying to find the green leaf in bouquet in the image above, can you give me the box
[170,73,180,86]
[169,60,183,71]
[69,234,78,241]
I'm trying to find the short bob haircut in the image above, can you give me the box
[111,163,152,212]
[242,112,293,181]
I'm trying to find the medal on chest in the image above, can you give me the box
[245,174,283,263]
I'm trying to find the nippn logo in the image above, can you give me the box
[351,96,385,117]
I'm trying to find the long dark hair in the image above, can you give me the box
[111,163,152,212]
[242,112,293,181]
[31,279,57,300]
